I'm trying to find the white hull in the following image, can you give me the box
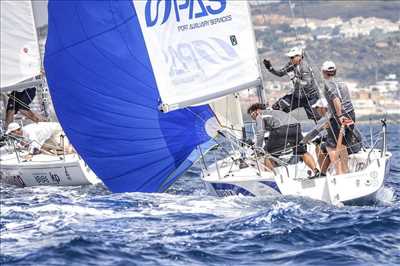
[0,150,99,187]
[202,149,391,205]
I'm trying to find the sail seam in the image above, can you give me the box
[46,13,135,59]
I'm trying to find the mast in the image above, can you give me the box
[247,1,267,105]
[29,0,50,118]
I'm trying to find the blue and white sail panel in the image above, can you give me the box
[44,1,216,193]
[134,0,261,111]
[1,1,41,90]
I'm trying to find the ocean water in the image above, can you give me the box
[1,124,399,266]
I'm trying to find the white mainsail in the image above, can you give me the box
[134,1,261,112]
[209,94,244,138]
[0,0,41,91]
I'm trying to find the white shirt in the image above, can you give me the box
[22,122,61,153]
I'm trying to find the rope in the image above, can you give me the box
[8,93,32,110]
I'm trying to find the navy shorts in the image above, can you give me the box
[265,124,307,157]
[6,87,36,113]
[272,92,320,121]
[326,111,356,149]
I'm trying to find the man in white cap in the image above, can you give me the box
[247,103,320,178]
[5,122,73,160]
[310,98,330,177]
[263,47,320,122]
[321,60,356,174]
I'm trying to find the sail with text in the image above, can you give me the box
[44,0,260,193]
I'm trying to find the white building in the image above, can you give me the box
[340,17,399,38]
[369,75,399,95]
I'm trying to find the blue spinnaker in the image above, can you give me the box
[44,1,214,192]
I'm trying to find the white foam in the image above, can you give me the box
[375,186,395,205]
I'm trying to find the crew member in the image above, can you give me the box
[5,122,73,160]
[263,47,320,122]
[248,103,320,177]
[321,60,356,174]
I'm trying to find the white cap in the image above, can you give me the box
[321,61,336,72]
[286,47,303,57]
[5,122,21,134]
[312,98,328,108]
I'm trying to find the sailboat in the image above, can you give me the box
[43,0,391,205]
[202,120,392,205]
[0,1,98,187]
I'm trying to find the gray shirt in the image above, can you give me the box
[255,110,298,148]
[323,79,354,116]
[269,60,319,97]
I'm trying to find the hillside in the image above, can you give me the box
[251,0,400,23]
[250,1,400,86]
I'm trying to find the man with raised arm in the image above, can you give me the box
[263,47,320,122]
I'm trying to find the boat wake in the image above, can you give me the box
[375,186,396,205]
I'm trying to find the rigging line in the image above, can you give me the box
[24,88,34,103]
[184,107,243,157]
[225,96,229,130]
[221,128,290,167]
[283,87,297,152]
[288,0,299,42]
[286,1,322,124]
[221,125,243,133]
[184,107,221,134]
[7,94,32,110]
[185,105,313,165]
[299,84,319,123]
[288,0,325,96]
[295,92,301,155]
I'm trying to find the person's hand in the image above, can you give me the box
[339,116,354,126]
[256,149,265,157]
[272,102,280,110]
[263,59,272,70]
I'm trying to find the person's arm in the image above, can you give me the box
[263,60,294,77]
[255,116,265,148]
[325,81,342,117]
[332,97,343,118]
[40,148,57,156]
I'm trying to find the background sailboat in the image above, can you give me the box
[0,1,42,91]
[0,0,97,188]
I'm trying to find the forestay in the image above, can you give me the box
[0,1,41,90]
[134,0,261,112]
